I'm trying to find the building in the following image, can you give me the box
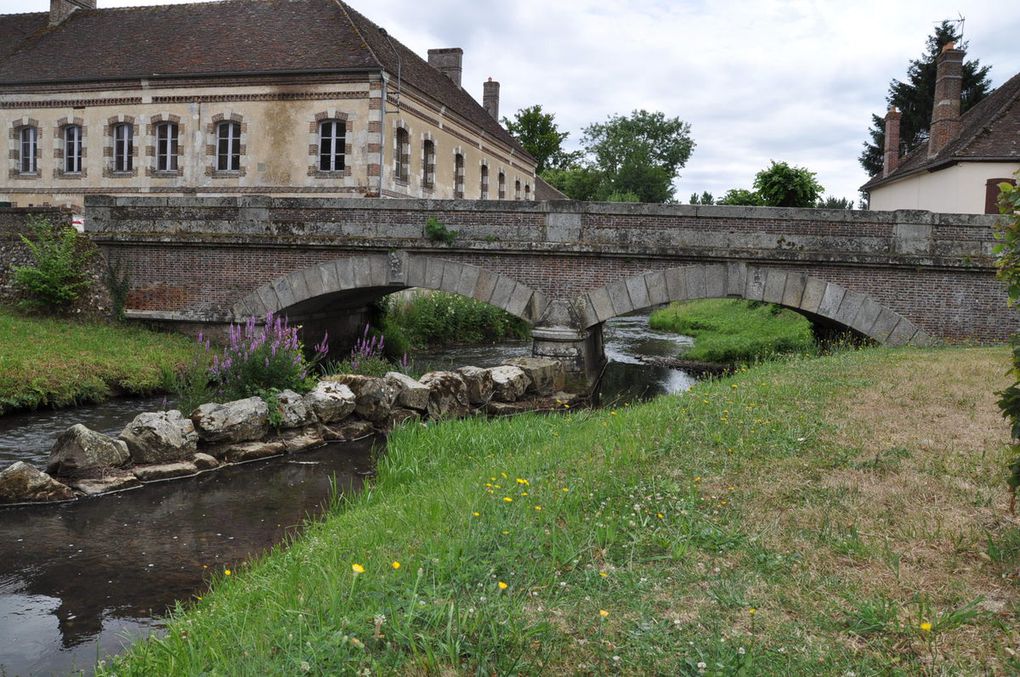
[863,43,1020,214]
[0,0,537,210]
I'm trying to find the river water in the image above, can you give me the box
[0,314,694,676]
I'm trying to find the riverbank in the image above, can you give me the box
[99,345,1015,675]
[0,311,196,414]
[649,299,815,363]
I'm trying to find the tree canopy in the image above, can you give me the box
[859,20,992,177]
[717,162,823,208]
[502,105,578,174]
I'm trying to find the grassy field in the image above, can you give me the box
[0,310,197,413]
[99,345,1016,675]
[649,299,816,363]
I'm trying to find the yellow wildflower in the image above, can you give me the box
[472,511,480,517]
[920,621,932,632]
[498,581,508,590]
[351,563,365,575]
[599,570,608,578]
[391,561,401,570]
[503,496,513,503]
[534,505,543,511]
[599,609,610,618]
[224,569,232,576]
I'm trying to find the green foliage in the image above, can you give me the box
[161,351,213,416]
[689,191,715,205]
[424,217,458,245]
[540,165,603,201]
[860,20,992,177]
[752,161,824,208]
[381,291,529,349]
[718,188,764,206]
[816,196,856,210]
[502,105,579,174]
[323,355,394,379]
[12,216,93,312]
[104,255,131,321]
[649,299,816,363]
[993,173,1020,497]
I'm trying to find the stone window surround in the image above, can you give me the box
[393,119,410,186]
[145,113,184,178]
[452,146,465,199]
[479,159,489,199]
[498,169,506,200]
[205,112,247,178]
[103,115,139,178]
[9,118,40,180]
[307,110,353,179]
[514,178,521,200]
[524,182,531,200]
[54,117,87,179]
[421,132,435,191]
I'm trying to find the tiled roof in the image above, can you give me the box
[534,175,568,201]
[0,0,531,160]
[863,70,1020,192]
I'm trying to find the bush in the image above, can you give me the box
[13,216,93,312]
[993,173,1020,506]
[322,324,413,378]
[424,217,458,245]
[381,291,530,349]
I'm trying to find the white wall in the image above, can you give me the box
[870,162,1020,213]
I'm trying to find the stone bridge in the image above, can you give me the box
[85,195,1016,383]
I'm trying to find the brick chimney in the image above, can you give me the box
[883,106,901,177]
[483,78,500,120]
[50,0,94,26]
[927,41,965,158]
[427,48,463,87]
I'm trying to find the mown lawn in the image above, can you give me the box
[649,298,816,363]
[100,345,1017,675]
[0,310,197,413]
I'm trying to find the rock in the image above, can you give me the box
[0,462,75,504]
[278,427,325,453]
[302,381,356,424]
[327,375,399,423]
[191,397,269,443]
[551,391,581,409]
[192,453,220,470]
[47,424,131,477]
[134,461,199,482]
[71,474,141,496]
[120,410,198,464]
[389,408,422,427]
[319,420,376,442]
[418,371,470,420]
[456,366,495,404]
[222,440,286,464]
[386,371,430,411]
[487,366,531,403]
[275,389,314,429]
[485,400,534,416]
[505,357,566,395]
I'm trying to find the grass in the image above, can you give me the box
[98,345,1017,675]
[0,309,197,413]
[649,298,816,363]
[380,290,530,351]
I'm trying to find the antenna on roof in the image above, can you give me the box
[934,13,965,43]
[378,27,402,108]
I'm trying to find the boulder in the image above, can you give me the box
[276,389,314,429]
[192,453,220,470]
[222,440,287,464]
[0,462,75,504]
[386,371,430,411]
[487,366,531,403]
[551,391,582,409]
[456,366,495,405]
[389,408,422,427]
[278,427,325,453]
[70,474,141,496]
[134,461,199,482]
[418,371,470,420]
[485,400,534,417]
[47,424,130,477]
[505,357,566,395]
[327,375,399,423]
[319,420,376,442]
[302,381,356,424]
[119,410,198,464]
[191,397,269,444]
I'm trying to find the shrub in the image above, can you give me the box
[13,216,93,312]
[424,217,458,245]
[381,291,530,348]
[322,324,413,378]
[993,173,1020,508]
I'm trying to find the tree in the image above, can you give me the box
[816,196,855,210]
[580,110,694,203]
[717,188,763,206]
[541,166,603,201]
[859,20,992,177]
[753,161,823,207]
[502,105,578,174]
[689,191,715,205]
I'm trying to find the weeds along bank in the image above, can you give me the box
[99,345,1016,675]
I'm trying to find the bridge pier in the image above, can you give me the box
[532,323,606,392]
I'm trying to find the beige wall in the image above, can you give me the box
[870,162,1020,214]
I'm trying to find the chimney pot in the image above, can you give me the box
[427,48,463,88]
[50,0,95,26]
[927,45,965,158]
[883,106,902,177]
[483,78,500,120]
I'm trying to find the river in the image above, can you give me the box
[0,314,695,675]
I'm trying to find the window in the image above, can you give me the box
[525,183,531,200]
[515,179,521,200]
[319,119,345,172]
[395,127,409,182]
[454,153,465,199]
[64,125,82,173]
[113,123,133,172]
[480,164,489,199]
[422,139,435,189]
[216,121,241,171]
[19,126,37,174]
[498,171,506,200]
[156,122,179,172]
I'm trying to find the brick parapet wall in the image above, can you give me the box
[84,196,1016,342]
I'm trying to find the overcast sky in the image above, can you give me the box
[7,0,1020,201]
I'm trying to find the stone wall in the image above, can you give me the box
[84,196,1017,343]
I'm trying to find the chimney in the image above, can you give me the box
[50,0,94,26]
[883,106,901,177]
[427,48,463,87]
[927,41,965,158]
[483,78,500,120]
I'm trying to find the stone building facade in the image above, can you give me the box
[0,0,537,211]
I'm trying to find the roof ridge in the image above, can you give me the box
[330,0,384,71]
[953,70,1020,155]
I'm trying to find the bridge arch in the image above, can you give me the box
[575,263,931,346]
[230,253,549,324]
